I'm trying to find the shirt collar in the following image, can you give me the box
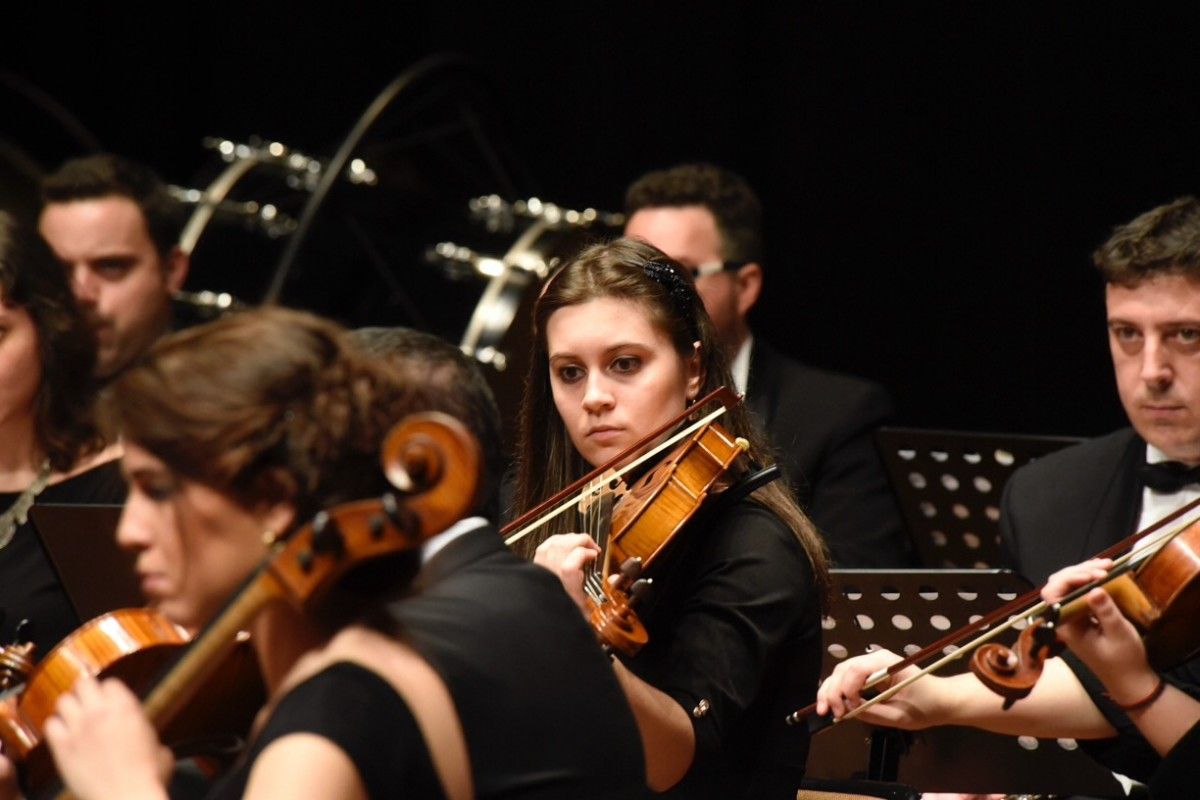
[420,515,490,565]
[731,334,753,396]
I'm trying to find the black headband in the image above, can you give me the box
[643,261,701,342]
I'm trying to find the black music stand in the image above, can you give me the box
[805,569,1125,797]
[875,428,1082,569]
[28,504,142,620]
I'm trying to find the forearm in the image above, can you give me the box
[933,659,1116,739]
[611,660,695,792]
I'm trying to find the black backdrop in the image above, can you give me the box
[8,4,1200,439]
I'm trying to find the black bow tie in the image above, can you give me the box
[1139,460,1200,494]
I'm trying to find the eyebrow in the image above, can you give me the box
[549,341,650,360]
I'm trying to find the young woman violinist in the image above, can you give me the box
[513,238,830,798]
[0,211,124,660]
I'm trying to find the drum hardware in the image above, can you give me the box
[202,136,378,190]
[174,290,247,313]
[467,193,625,234]
[425,241,545,282]
[179,136,378,257]
[168,186,297,239]
[425,194,622,374]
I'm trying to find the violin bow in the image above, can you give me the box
[788,493,1200,728]
[502,386,741,547]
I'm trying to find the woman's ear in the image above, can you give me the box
[259,499,297,542]
[252,468,298,536]
[685,341,704,402]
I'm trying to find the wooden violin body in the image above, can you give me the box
[605,421,749,572]
[0,608,264,795]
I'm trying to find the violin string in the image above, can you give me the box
[588,481,619,603]
[838,510,1200,724]
[503,405,729,547]
[582,476,614,604]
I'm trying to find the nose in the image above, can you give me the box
[115,497,153,552]
[71,265,100,305]
[1141,336,1173,389]
[581,373,615,414]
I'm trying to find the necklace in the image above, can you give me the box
[0,460,53,550]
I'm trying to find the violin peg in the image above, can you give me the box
[311,513,346,556]
[629,578,653,604]
[618,556,643,580]
[12,618,31,647]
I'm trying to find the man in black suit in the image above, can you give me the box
[816,196,1200,786]
[624,164,912,567]
[351,327,649,797]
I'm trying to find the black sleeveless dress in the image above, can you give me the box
[207,661,444,799]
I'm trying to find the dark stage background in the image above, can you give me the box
[7,4,1200,439]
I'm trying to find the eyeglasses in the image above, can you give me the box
[686,260,747,279]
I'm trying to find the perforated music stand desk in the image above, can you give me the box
[805,569,1124,797]
[875,428,1083,569]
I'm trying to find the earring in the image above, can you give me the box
[262,529,280,547]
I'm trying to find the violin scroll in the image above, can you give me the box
[270,412,482,608]
[589,557,652,657]
[969,621,1064,706]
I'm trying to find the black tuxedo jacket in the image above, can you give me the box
[999,427,1142,585]
[384,526,648,799]
[746,339,912,567]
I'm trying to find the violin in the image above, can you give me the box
[8,411,480,799]
[503,388,760,656]
[0,608,263,793]
[788,494,1200,726]
[971,511,1200,703]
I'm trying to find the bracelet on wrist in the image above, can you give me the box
[1105,676,1165,713]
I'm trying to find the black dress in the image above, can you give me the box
[207,661,444,799]
[618,498,823,799]
[0,459,126,660]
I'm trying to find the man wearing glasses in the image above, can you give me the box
[624,163,912,568]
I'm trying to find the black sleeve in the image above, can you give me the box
[1060,651,1200,784]
[1151,716,1200,799]
[625,503,815,761]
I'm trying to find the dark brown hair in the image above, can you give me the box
[624,163,763,264]
[0,211,104,471]
[102,307,425,522]
[514,238,828,595]
[42,153,182,261]
[1093,196,1200,287]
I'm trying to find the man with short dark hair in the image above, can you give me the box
[39,154,188,378]
[816,196,1200,787]
[624,163,912,567]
